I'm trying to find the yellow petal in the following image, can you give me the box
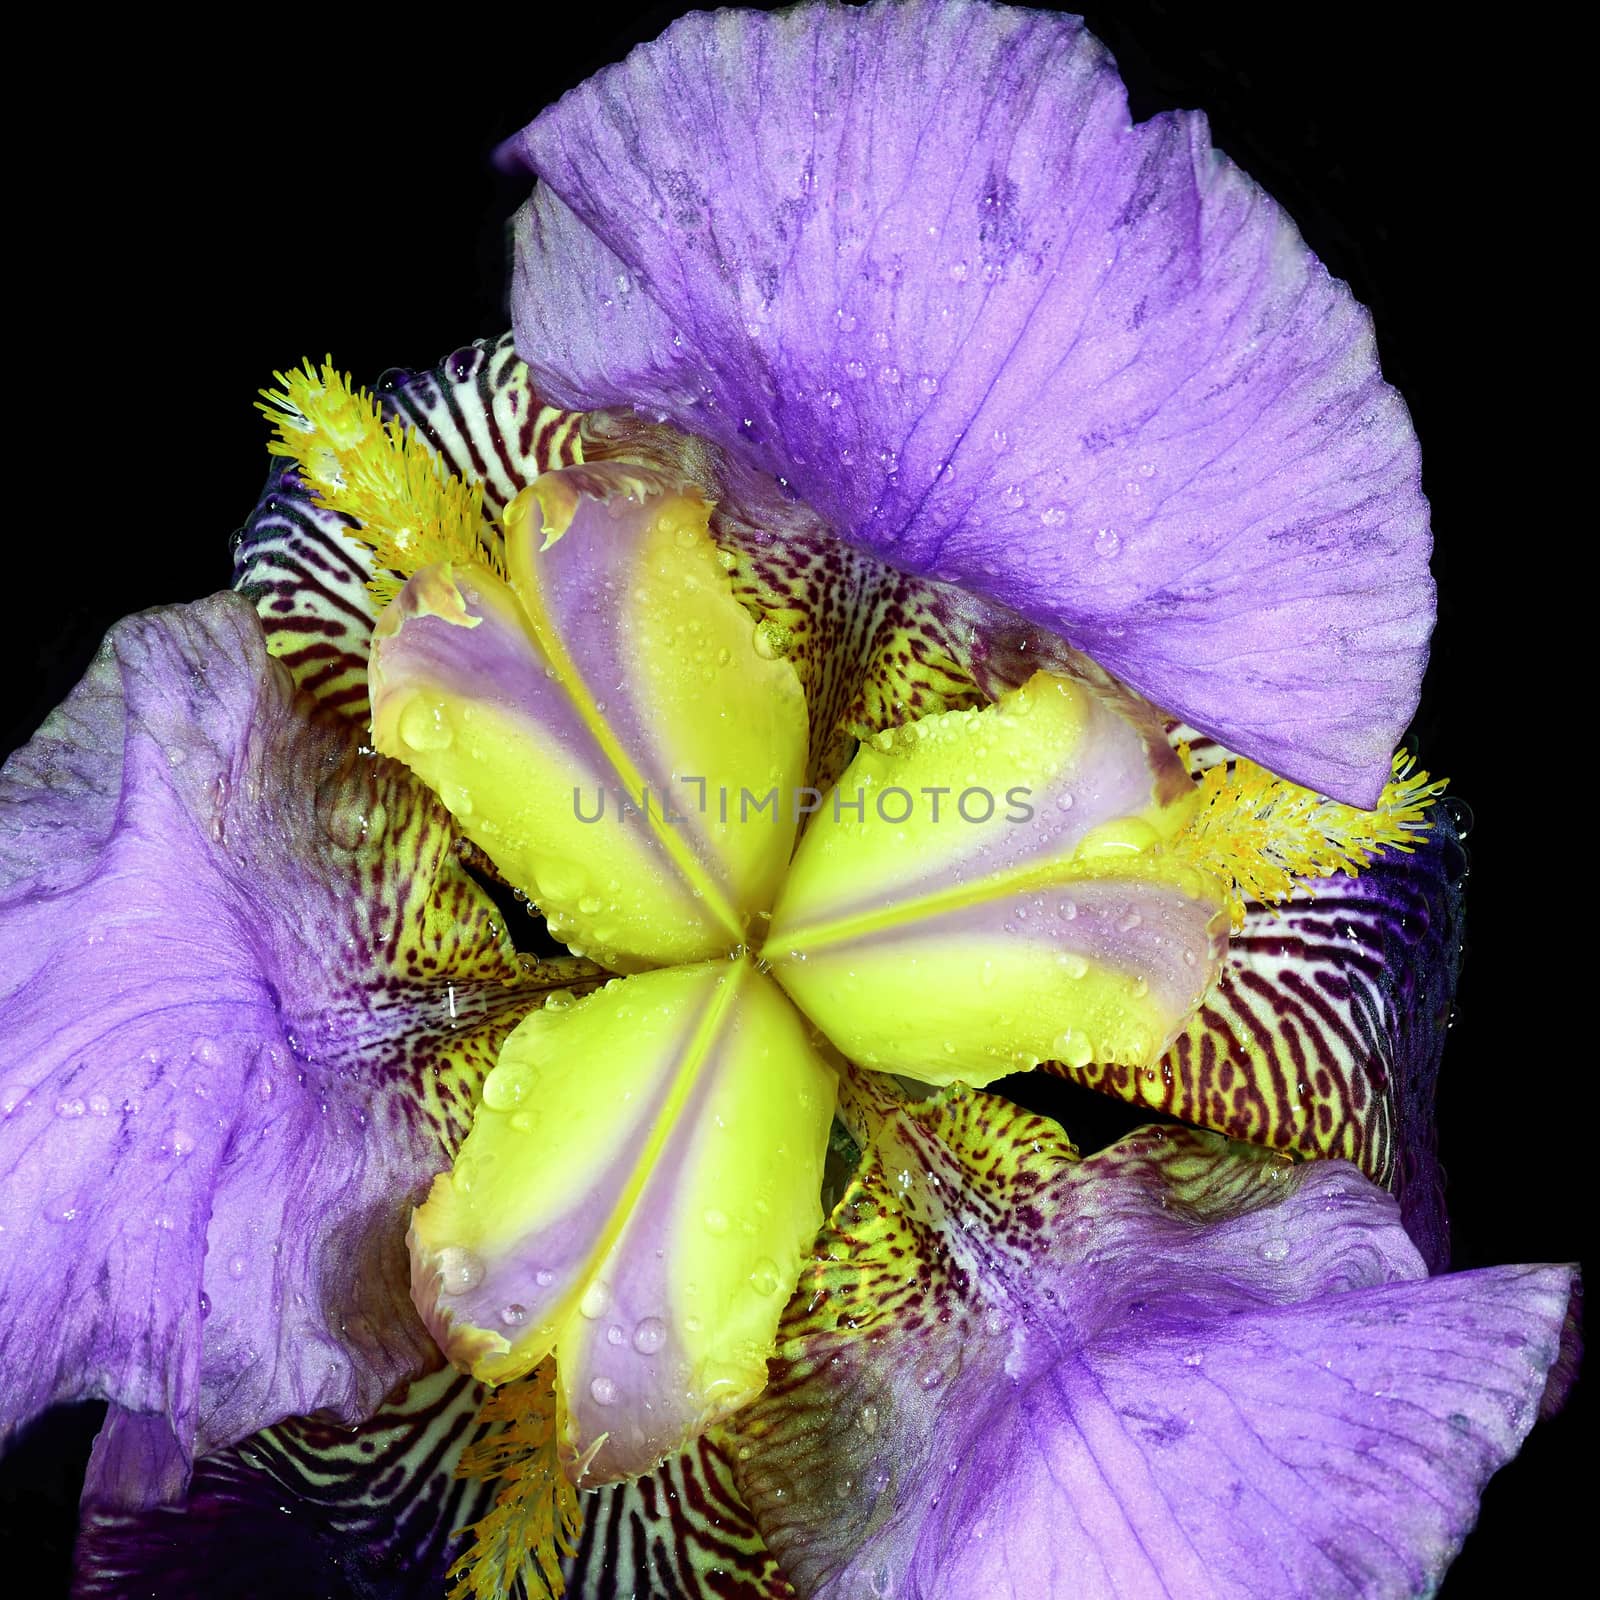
[408,959,835,1483]
[766,673,1228,1084]
[370,462,809,968]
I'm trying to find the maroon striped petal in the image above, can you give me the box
[75,1366,498,1599]
[75,1369,794,1600]
[566,1433,794,1599]
[233,336,588,724]
[1053,760,1465,1268]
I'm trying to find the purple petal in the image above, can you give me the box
[730,1093,1574,1598]
[505,0,1432,805]
[0,596,538,1508]
[1057,761,1466,1269]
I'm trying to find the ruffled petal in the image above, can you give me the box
[505,0,1432,805]
[408,960,834,1484]
[0,596,538,1507]
[731,1091,1574,1598]
[768,673,1227,1085]
[1058,775,1466,1269]
[369,464,809,969]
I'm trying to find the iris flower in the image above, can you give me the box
[0,3,1578,1596]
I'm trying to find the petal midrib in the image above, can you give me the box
[511,569,746,950]
[546,960,754,1331]
[768,853,1194,960]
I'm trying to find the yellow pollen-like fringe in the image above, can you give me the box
[258,357,499,609]
[447,1358,582,1600]
[1177,750,1446,930]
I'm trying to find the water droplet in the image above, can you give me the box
[589,1376,618,1406]
[534,1268,555,1287]
[437,1247,485,1295]
[578,1280,612,1319]
[169,1128,194,1157]
[702,1207,730,1236]
[481,1061,534,1111]
[632,1316,668,1354]
[1443,796,1474,839]
[1259,1238,1290,1263]
[1055,1029,1095,1068]
[1116,911,1143,933]
[845,359,867,380]
[398,699,454,752]
[1093,527,1122,559]
[227,1254,247,1280]
[55,1097,85,1118]
[858,1402,880,1434]
[835,308,857,332]
[999,484,1024,510]
[606,1323,626,1346]
[877,365,900,385]
[821,388,843,409]
[750,1258,782,1296]
[1040,504,1067,526]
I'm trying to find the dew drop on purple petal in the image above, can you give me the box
[632,1317,667,1354]
[436,1247,485,1296]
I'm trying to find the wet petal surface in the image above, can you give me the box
[409,960,834,1484]
[0,596,538,1507]
[732,1090,1575,1599]
[370,465,809,969]
[505,0,1432,806]
[768,674,1227,1084]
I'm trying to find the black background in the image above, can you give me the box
[3,2,1584,1594]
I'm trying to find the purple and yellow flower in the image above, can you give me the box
[0,4,1577,1596]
